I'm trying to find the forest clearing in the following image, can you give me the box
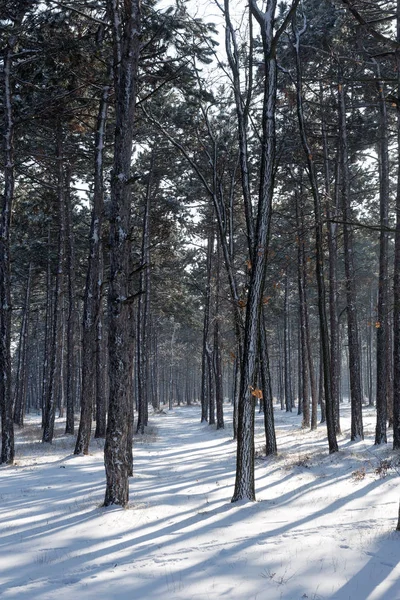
[1,403,399,600]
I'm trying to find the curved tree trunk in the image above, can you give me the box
[232,0,281,502]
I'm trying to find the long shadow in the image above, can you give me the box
[1,404,398,600]
[329,532,400,599]
[2,460,385,597]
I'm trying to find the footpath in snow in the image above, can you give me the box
[0,403,399,600]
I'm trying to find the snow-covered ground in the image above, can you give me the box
[1,403,399,600]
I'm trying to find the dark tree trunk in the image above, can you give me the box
[260,320,277,455]
[13,263,32,427]
[232,0,282,502]
[396,501,400,531]
[136,150,153,434]
[293,18,338,452]
[207,347,215,425]
[367,311,374,406]
[278,331,285,410]
[319,345,326,423]
[223,0,255,248]
[393,0,400,451]
[297,321,303,416]
[75,78,110,453]
[201,226,213,422]
[296,193,309,427]
[337,73,364,441]
[150,322,159,411]
[225,0,277,456]
[0,37,16,464]
[168,321,178,411]
[284,273,293,413]
[232,354,239,439]
[104,0,141,508]
[65,167,76,435]
[321,102,341,434]
[43,121,66,444]
[375,69,389,445]
[214,240,224,430]
[94,290,107,438]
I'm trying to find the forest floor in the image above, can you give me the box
[0,402,399,600]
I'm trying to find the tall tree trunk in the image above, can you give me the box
[150,322,159,411]
[0,35,16,464]
[201,226,214,422]
[65,167,76,434]
[41,235,52,428]
[214,239,224,430]
[319,343,326,423]
[136,150,153,433]
[75,78,110,453]
[208,346,215,425]
[13,263,32,427]
[296,193,309,427]
[393,0,400,451]
[104,0,141,507]
[260,321,277,454]
[94,287,107,438]
[297,321,303,416]
[375,68,389,445]
[225,0,276,456]
[232,0,282,502]
[232,354,239,439]
[367,300,374,406]
[284,272,293,412]
[337,72,364,441]
[293,17,338,452]
[322,99,341,434]
[42,121,66,444]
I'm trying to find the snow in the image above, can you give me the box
[1,403,399,600]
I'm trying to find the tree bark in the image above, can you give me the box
[42,121,66,444]
[393,0,400,451]
[375,68,389,445]
[260,320,277,455]
[201,225,213,422]
[104,0,141,507]
[0,35,16,464]
[321,101,341,434]
[41,231,52,428]
[94,287,107,438]
[75,79,110,451]
[13,263,32,427]
[284,272,293,413]
[293,16,338,452]
[65,167,76,435]
[214,238,224,430]
[296,193,309,427]
[337,72,364,441]
[137,150,153,433]
[232,0,281,502]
